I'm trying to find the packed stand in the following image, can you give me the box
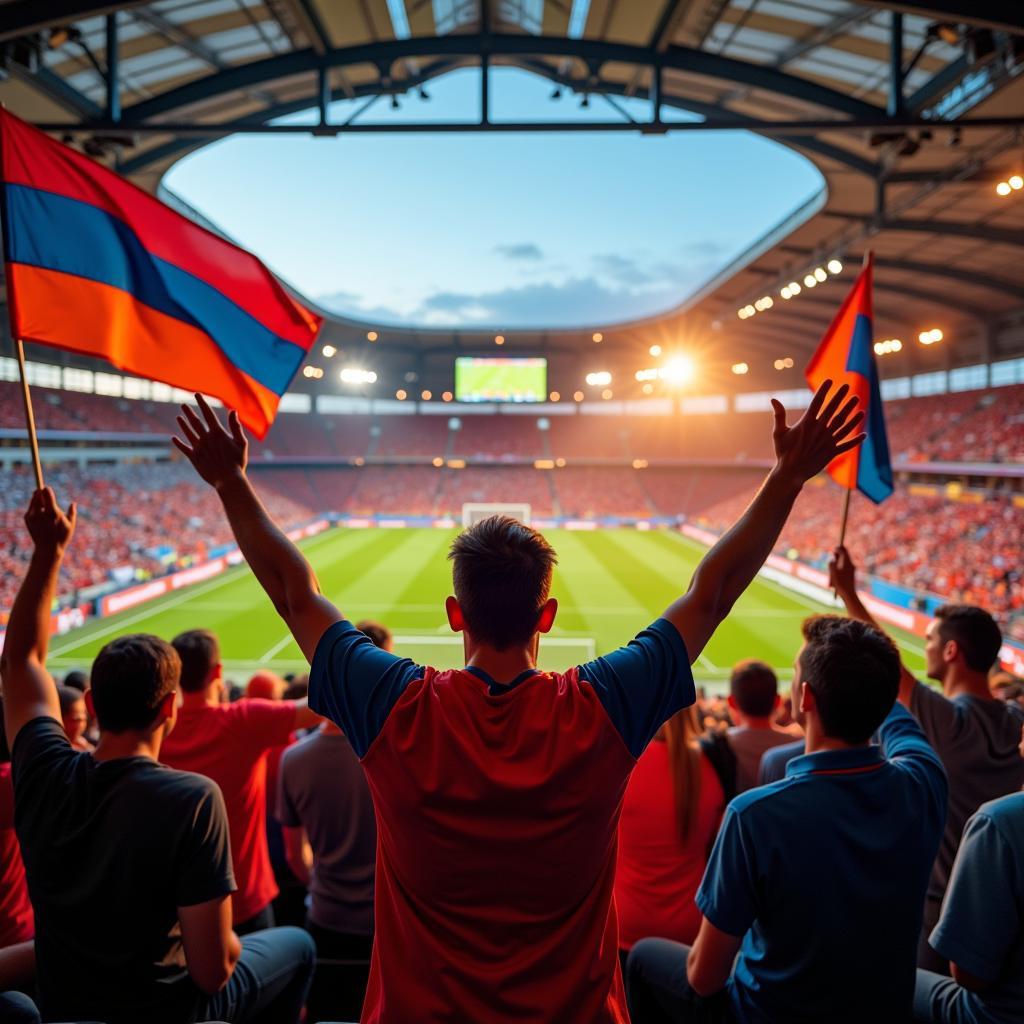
[0,462,314,612]
[694,483,1024,636]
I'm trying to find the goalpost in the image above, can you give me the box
[462,502,532,527]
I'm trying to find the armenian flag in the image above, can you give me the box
[805,253,893,503]
[0,109,321,438]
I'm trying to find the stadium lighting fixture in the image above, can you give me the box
[635,369,656,382]
[340,368,377,384]
[396,389,407,400]
[731,363,749,375]
[586,371,612,387]
[367,331,378,342]
[827,259,843,274]
[773,357,795,370]
[803,274,817,288]
[1011,175,1024,190]
[556,457,567,467]
[322,345,337,358]
[814,267,828,283]
[632,460,649,469]
[737,308,748,320]
[918,328,944,345]
[649,344,662,357]
[661,356,694,386]
[592,332,603,343]
[421,389,432,400]
[744,304,756,317]
[874,338,903,355]
[996,181,1012,196]
[442,391,453,402]
[780,286,792,300]
[302,365,323,379]
[601,388,613,399]
[573,390,584,401]
[788,282,801,295]
[641,382,654,395]
[495,335,505,345]
[432,456,443,467]
[549,391,560,402]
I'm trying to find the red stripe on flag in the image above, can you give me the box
[8,263,281,438]
[805,257,873,491]
[0,109,320,351]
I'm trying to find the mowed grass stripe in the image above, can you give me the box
[383,529,460,632]
[546,530,650,652]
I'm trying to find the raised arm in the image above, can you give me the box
[665,379,865,659]
[173,395,340,662]
[828,545,917,705]
[0,489,77,750]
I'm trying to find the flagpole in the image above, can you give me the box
[0,106,45,489]
[835,248,873,552]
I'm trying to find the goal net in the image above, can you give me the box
[462,502,532,527]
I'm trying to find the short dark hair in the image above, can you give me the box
[356,620,392,650]
[56,685,85,717]
[799,615,900,744]
[730,660,778,717]
[449,516,558,651]
[90,635,180,734]
[172,629,220,693]
[63,670,89,692]
[935,605,1003,673]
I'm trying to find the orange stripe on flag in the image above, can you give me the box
[8,263,280,437]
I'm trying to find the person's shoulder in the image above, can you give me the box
[975,791,1024,835]
[727,774,804,817]
[142,760,224,805]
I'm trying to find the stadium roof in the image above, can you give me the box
[1,1,1022,389]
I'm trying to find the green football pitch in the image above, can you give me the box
[46,527,927,691]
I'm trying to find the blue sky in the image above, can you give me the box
[164,67,824,329]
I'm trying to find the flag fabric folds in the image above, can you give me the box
[805,253,893,504]
[0,109,321,438]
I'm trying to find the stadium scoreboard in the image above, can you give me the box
[455,357,547,403]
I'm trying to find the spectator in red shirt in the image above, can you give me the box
[161,629,320,933]
[615,705,730,957]
[0,697,34,999]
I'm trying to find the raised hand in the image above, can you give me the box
[25,487,76,553]
[771,379,866,485]
[828,544,857,600]
[173,393,248,490]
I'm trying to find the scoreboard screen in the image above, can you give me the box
[455,357,547,403]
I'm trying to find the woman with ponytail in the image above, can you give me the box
[614,704,734,960]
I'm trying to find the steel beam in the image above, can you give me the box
[856,2,1024,34]
[38,113,1024,135]
[0,1,148,43]
[105,12,119,123]
[120,35,885,125]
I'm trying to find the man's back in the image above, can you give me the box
[311,618,694,1024]
[276,727,376,935]
[697,704,946,1024]
[12,718,234,1024]
[909,682,1024,901]
[726,725,797,792]
[161,698,293,924]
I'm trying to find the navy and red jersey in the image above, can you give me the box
[310,618,695,1024]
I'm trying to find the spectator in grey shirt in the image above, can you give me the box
[725,660,800,792]
[830,547,1024,974]
[275,620,386,1021]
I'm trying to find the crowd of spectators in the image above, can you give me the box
[7,380,1020,465]
[0,463,314,612]
[694,482,1024,637]
[2,379,1023,1024]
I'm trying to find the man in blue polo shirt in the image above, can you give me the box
[914,792,1024,1024]
[627,615,947,1024]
